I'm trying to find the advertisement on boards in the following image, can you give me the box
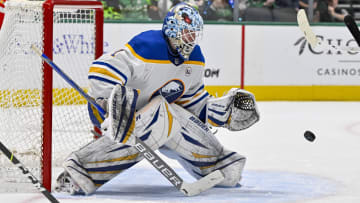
[245,26,360,86]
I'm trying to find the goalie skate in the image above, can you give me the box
[55,153,97,195]
[55,171,84,195]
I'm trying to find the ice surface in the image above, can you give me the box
[1,101,360,203]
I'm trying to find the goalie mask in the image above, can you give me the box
[162,3,203,60]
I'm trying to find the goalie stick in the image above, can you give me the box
[0,141,60,203]
[297,9,360,52]
[297,9,319,49]
[31,45,224,196]
[344,15,360,47]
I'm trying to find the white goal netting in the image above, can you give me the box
[0,0,100,192]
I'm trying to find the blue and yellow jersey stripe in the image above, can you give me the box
[88,61,128,86]
[176,85,210,109]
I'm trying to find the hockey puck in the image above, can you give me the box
[304,130,316,142]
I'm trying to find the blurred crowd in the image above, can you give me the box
[99,0,354,22]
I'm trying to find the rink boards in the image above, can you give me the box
[1,23,356,103]
[3,23,357,107]
[103,23,360,100]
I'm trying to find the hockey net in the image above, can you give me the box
[0,0,103,192]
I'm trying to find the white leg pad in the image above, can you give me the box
[217,150,246,187]
[59,96,183,194]
[63,153,97,195]
[158,103,246,187]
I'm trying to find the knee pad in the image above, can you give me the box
[128,96,182,148]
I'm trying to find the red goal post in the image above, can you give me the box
[42,0,103,191]
[0,0,5,29]
[0,0,103,192]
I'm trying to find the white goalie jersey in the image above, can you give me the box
[88,30,210,123]
[88,30,259,131]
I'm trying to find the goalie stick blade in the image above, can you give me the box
[296,11,360,52]
[180,170,224,196]
[344,15,360,47]
[297,9,319,49]
[134,138,223,196]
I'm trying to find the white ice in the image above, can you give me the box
[1,101,360,203]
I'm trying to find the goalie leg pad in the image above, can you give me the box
[159,103,246,187]
[60,153,97,195]
[215,149,246,187]
[58,96,183,194]
[126,95,182,147]
[58,135,142,195]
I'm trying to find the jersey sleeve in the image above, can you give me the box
[88,47,136,100]
[87,47,140,128]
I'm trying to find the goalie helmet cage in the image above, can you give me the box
[0,0,103,192]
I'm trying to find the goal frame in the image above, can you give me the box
[41,0,103,191]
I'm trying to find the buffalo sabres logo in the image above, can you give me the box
[150,79,185,103]
[185,66,192,76]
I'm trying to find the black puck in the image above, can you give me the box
[304,130,316,142]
